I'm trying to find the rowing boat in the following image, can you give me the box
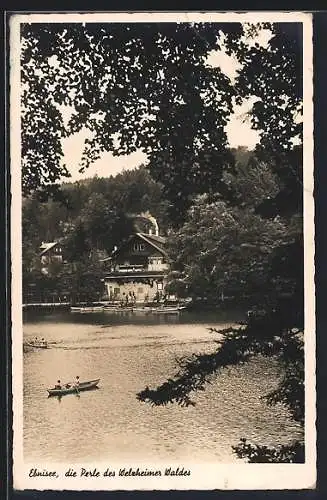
[150,306,186,314]
[47,378,100,397]
[70,306,104,313]
[24,341,48,349]
[103,306,134,312]
[133,306,153,313]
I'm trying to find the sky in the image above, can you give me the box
[61,29,271,183]
[62,100,260,182]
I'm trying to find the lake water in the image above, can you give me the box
[23,309,303,464]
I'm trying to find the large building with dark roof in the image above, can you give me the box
[103,216,170,304]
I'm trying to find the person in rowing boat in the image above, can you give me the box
[71,376,80,394]
[55,380,62,389]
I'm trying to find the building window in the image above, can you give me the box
[137,287,143,294]
[133,242,145,252]
[114,287,120,296]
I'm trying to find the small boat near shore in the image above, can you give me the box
[103,306,134,313]
[132,306,154,313]
[133,305,187,314]
[71,306,104,313]
[102,304,187,314]
[47,378,100,397]
[150,306,186,314]
[24,340,48,349]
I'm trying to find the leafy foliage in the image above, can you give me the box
[138,324,304,415]
[138,23,305,463]
[137,321,304,463]
[21,22,244,220]
[22,166,169,274]
[229,23,303,217]
[23,256,105,304]
[166,155,286,304]
[21,21,306,463]
[223,153,280,209]
[232,438,304,463]
[168,200,285,303]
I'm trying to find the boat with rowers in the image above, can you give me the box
[47,378,100,397]
[24,339,48,349]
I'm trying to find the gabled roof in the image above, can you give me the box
[136,233,167,257]
[109,232,167,260]
[141,233,166,245]
[39,242,59,256]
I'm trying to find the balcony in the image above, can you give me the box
[105,265,167,280]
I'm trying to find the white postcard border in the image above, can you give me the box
[10,11,316,491]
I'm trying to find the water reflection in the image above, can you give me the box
[23,310,303,463]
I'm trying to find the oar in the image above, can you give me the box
[73,381,80,395]
[65,380,79,392]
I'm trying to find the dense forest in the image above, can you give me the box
[23,164,170,302]
[23,165,169,264]
[23,146,280,306]
[21,21,306,463]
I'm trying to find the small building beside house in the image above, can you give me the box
[103,216,169,304]
[39,241,64,274]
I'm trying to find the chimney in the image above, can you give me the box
[147,215,159,236]
[138,212,160,236]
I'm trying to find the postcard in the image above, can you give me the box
[10,11,315,490]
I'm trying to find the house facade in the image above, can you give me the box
[39,241,64,274]
[103,228,169,304]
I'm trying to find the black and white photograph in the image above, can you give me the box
[10,11,315,490]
